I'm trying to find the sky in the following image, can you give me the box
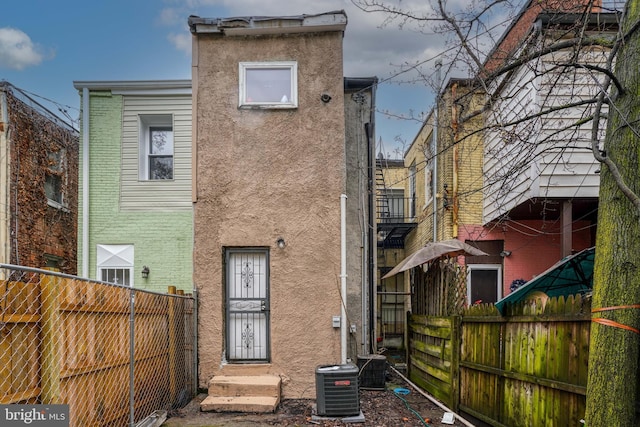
[0,0,509,159]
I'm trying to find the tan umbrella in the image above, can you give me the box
[381,239,489,279]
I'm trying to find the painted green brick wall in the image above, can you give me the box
[78,92,193,293]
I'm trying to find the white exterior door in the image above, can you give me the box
[226,249,270,362]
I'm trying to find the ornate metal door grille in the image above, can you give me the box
[226,249,270,361]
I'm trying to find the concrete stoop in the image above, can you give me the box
[201,375,281,413]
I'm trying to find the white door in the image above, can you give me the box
[226,249,270,361]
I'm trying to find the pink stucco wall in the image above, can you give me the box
[192,30,347,398]
[459,219,594,297]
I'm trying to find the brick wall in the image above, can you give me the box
[6,89,78,274]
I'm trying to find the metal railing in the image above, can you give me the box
[376,196,415,223]
[0,265,196,426]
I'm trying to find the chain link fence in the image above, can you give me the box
[0,265,196,426]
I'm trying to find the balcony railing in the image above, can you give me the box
[376,196,417,248]
[376,196,415,223]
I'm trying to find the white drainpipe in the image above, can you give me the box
[340,194,348,364]
[81,87,90,278]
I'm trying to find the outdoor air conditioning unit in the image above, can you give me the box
[315,364,360,417]
[357,354,387,390]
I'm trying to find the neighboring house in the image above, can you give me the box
[72,80,193,292]
[376,155,414,347]
[344,76,378,358]
[472,4,618,300]
[402,78,488,306]
[380,1,618,311]
[189,11,376,402]
[0,82,78,273]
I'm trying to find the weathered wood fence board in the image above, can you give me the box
[408,313,460,409]
[0,279,41,404]
[0,270,194,426]
[409,294,592,427]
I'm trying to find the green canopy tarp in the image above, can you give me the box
[494,246,594,315]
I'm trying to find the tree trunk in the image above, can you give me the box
[586,1,640,425]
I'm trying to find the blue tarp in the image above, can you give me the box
[494,246,594,315]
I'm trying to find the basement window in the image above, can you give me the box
[239,61,298,109]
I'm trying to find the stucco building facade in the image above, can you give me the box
[189,11,375,398]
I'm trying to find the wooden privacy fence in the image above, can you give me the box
[408,294,591,427]
[0,266,196,426]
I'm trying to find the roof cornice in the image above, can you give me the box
[188,11,347,36]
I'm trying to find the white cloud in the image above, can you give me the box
[159,7,183,26]
[168,32,192,55]
[0,27,46,70]
[163,0,447,82]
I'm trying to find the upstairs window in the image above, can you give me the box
[239,61,298,109]
[45,148,66,207]
[139,115,173,180]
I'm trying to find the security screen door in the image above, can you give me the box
[226,249,270,362]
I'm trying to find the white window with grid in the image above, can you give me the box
[97,244,134,287]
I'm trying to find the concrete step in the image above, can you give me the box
[201,375,282,413]
[201,395,279,413]
[208,375,281,398]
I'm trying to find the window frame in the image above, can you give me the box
[239,61,298,109]
[139,114,174,181]
[423,132,434,208]
[408,162,416,220]
[96,244,134,287]
[45,147,67,209]
[466,264,503,305]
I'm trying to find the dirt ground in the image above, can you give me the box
[162,369,472,427]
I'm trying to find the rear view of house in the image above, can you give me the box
[189,11,375,401]
[0,82,78,273]
[73,80,193,292]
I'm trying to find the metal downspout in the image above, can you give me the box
[433,60,442,242]
[451,83,459,238]
[82,87,90,277]
[365,121,374,354]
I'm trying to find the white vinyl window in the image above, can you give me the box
[139,115,174,180]
[467,264,503,305]
[97,244,134,287]
[239,61,298,108]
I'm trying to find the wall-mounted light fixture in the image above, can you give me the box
[500,250,512,258]
[276,238,286,249]
[141,266,150,279]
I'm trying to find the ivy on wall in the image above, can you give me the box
[5,87,79,274]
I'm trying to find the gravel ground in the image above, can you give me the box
[162,368,472,427]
